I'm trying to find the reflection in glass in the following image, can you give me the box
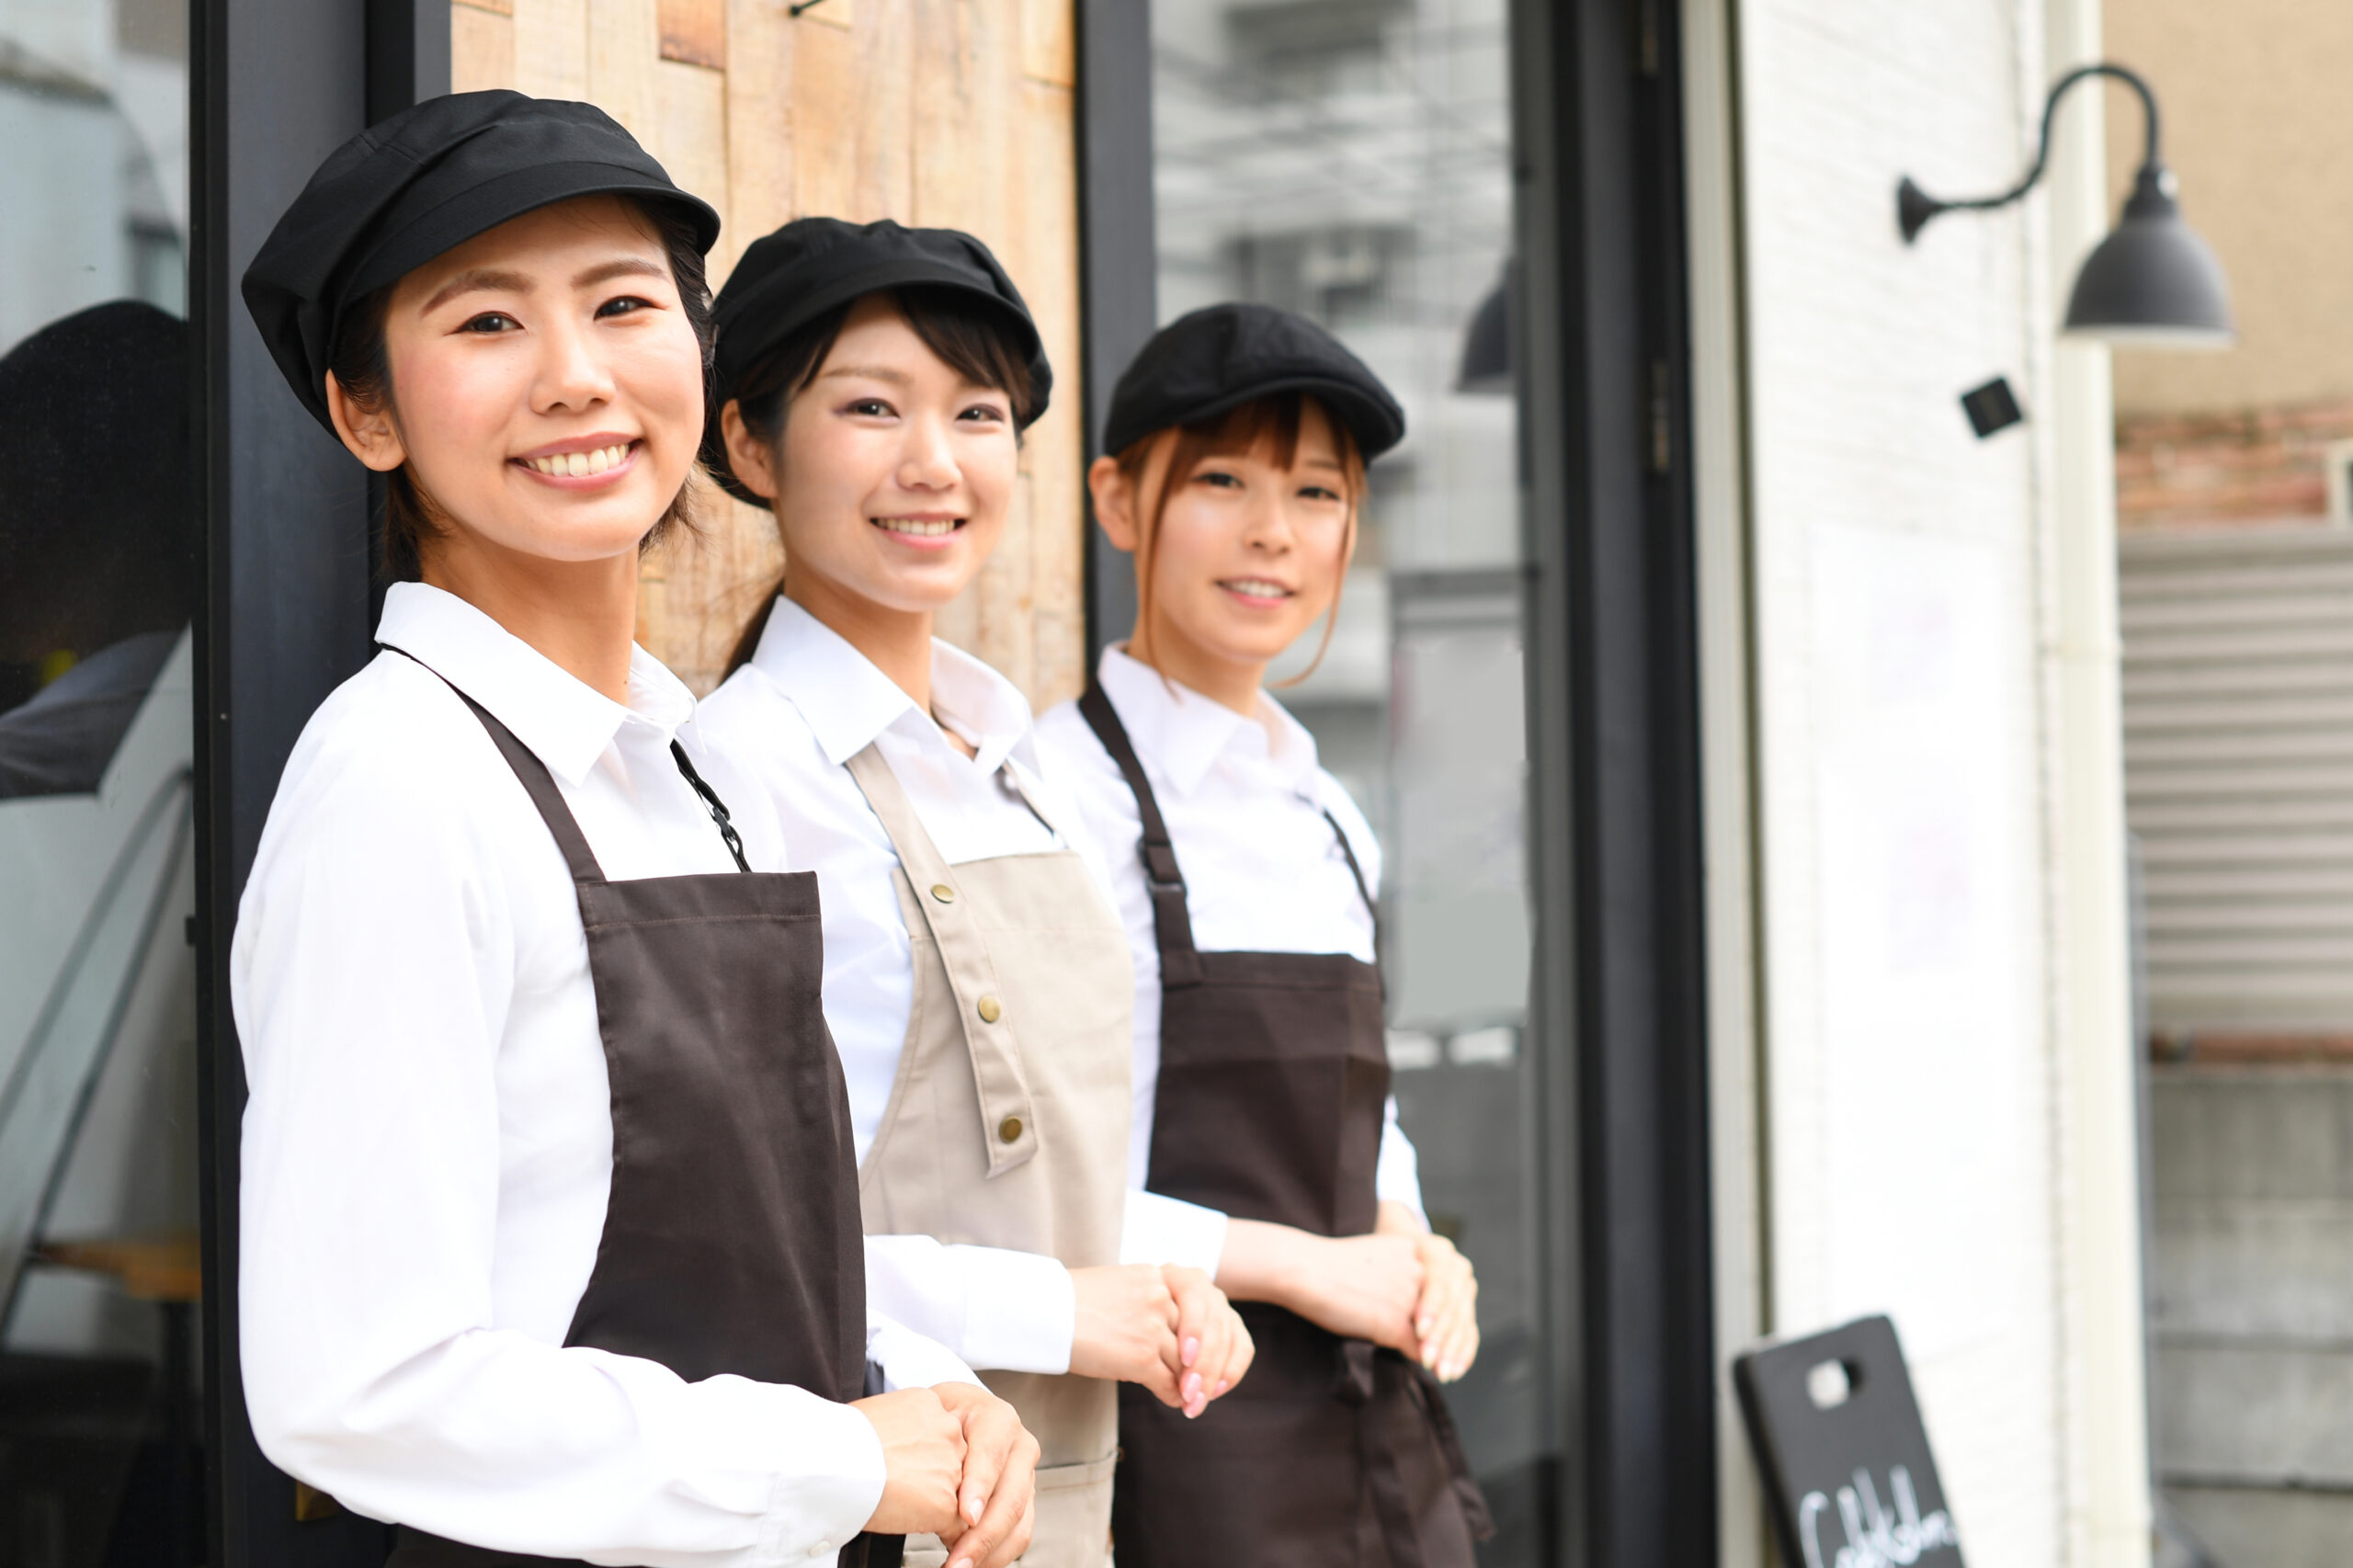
[1149,1,1545,1559]
[0,0,200,1561]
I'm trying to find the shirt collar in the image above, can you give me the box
[375,581,695,786]
[750,597,1041,776]
[1095,644,1321,799]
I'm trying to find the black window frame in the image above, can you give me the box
[190,2,445,1562]
[1073,2,1720,1563]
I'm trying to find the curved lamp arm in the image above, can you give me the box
[1899,62,2160,243]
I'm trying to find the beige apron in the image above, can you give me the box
[845,744,1131,1568]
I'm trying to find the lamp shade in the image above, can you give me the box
[2063,162,2234,347]
[1456,266,1512,394]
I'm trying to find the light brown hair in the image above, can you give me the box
[1113,391,1368,687]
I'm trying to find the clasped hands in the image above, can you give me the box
[1220,1200,1481,1383]
[852,1262,1252,1567]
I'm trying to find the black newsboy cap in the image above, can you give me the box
[243,90,721,435]
[1103,302,1404,461]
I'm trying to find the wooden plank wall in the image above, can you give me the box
[451,0,1086,704]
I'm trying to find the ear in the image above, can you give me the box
[1087,454,1138,553]
[722,399,782,502]
[324,369,407,473]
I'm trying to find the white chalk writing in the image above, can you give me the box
[1797,1465,1961,1568]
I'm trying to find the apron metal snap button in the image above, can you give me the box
[998,1116,1023,1143]
[977,994,1002,1023]
[930,883,956,903]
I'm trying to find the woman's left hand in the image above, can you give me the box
[1160,1263,1255,1415]
[930,1381,1040,1568]
[1378,1201,1480,1382]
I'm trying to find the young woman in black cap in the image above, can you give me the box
[1034,301,1494,1567]
[694,219,1254,1568]
[232,93,1035,1568]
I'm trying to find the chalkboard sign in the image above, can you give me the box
[1733,1315,1965,1568]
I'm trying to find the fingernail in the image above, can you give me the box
[1183,1336,1200,1367]
[1185,1372,1203,1399]
[1214,1380,1230,1395]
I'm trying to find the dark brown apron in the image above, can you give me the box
[1079,687,1493,1568]
[382,661,899,1568]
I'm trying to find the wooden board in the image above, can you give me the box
[657,0,724,66]
[447,0,1087,706]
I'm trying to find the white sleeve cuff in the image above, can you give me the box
[953,1246,1075,1374]
[866,1312,982,1392]
[863,1234,1074,1376]
[1119,1187,1230,1276]
[622,1360,883,1565]
[1375,1096,1429,1228]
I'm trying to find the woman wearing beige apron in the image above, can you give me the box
[696,220,1255,1568]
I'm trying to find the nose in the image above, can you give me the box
[1239,484,1294,551]
[896,410,960,491]
[532,310,616,414]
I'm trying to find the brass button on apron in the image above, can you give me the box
[930,883,956,903]
[977,994,1002,1023]
[998,1116,1023,1144]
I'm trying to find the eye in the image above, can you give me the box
[959,402,1009,425]
[459,312,520,335]
[1195,469,1245,489]
[844,398,897,418]
[595,294,658,319]
[1298,483,1345,503]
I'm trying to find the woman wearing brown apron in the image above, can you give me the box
[1037,302,1494,1566]
[231,95,1034,1568]
[695,221,1254,1568]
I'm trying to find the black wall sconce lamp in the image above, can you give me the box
[1898,62,2233,348]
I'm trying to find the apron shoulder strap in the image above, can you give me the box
[386,646,606,888]
[841,743,1040,1178]
[1319,805,1384,989]
[1076,685,1204,986]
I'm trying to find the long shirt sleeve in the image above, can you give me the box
[233,593,937,1567]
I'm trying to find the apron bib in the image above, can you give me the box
[1078,687,1494,1568]
[844,744,1131,1568]
[384,663,895,1568]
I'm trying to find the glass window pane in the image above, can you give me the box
[0,0,200,1560]
[1149,1,1549,1557]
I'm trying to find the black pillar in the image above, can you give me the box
[192,3,441,1562]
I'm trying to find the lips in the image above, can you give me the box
[872,517,961,537]
[1222,578,1294,599]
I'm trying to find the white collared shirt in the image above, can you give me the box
[698,600,1230,1379]
[233,583,972,1568]
[1036,646,1428,1225]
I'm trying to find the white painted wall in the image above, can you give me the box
[1722,0,2149,1561]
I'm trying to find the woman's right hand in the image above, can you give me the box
[852,1387,967,1538]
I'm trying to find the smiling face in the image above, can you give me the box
[722,292,1020,624]
[324,195,707,570]
[1095,395,1358,708]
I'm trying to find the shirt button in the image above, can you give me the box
[930,883,956,903]
[999,1116,1024,1143]
[977,994,1002,1023]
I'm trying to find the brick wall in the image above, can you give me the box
[2115,398,2353,530]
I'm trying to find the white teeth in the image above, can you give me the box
[875,517,959,537]
[528,443,631,477]
[1227,579,1290,597]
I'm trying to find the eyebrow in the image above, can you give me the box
[420,256,669,314]
[817,364,915,385]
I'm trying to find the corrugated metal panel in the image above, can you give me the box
[2122,524,2353,1028]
